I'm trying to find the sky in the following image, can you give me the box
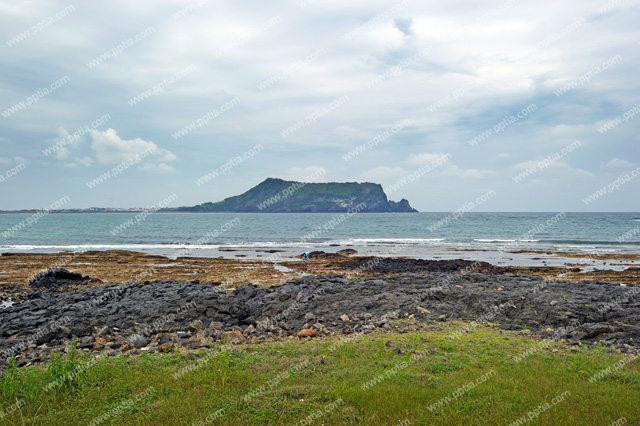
[0,0,638,212]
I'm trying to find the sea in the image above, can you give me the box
[0,212,639,268]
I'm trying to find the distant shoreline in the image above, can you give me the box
[1,245,639,274]
[0,210,422,214]
[1,210,639,214]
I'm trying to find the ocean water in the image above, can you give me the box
[0,212,638,266]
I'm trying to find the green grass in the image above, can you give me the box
[1,322,638,425]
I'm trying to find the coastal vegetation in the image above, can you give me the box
[1,322,637,425]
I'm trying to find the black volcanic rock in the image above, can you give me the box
[171,178,418,213]
[28,268,89,290]
[3,272,639,365]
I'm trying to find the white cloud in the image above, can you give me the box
[0,156,26,165]
[360,166,406,182]
[56,147,70,160]
[63,157,94,168]
[547,124,587,137]
[281,166,327,182]
[0,0,638,210]
[405,152,449,166]
[158,150,177,162]
[76,156,94,167]
[564,167,594,178]
[512,160,543,171]
[442,165,493,179]
[89,128,177,167]
[57,127,72,140]
[497,153,510,159]
[53,128,83,152]
[139,163,176,174]
[601,157,634,169]
[513,160,594,178]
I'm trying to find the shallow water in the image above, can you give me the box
[0,212,638,267]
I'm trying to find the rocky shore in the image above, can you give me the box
[1,266,639,367]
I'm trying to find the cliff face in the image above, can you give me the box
[175,178,418,213]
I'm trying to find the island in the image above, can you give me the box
[169,178,418,213]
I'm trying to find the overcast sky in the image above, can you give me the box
[0,0,638,211]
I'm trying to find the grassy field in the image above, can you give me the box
[0,321,638,425]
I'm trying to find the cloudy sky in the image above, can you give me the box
[0,0,638,211]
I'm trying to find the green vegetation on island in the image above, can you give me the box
[171,178,418,213]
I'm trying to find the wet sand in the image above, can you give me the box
[1,248,638,299]
[0,250,302,294]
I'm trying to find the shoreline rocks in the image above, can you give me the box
[28,268,92,290]
[1,272,639,366]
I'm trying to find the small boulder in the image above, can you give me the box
[156,332,173,344]
[209,321,223,330]
[340,314,350,322]
[132,336,149,349]
[223,330,244,343]
[96,326,110,337]
[28,268,90,290]
[383,311,399,320]
[297,329,317,338]
[188,320,205,332]
[158,343,173,352]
